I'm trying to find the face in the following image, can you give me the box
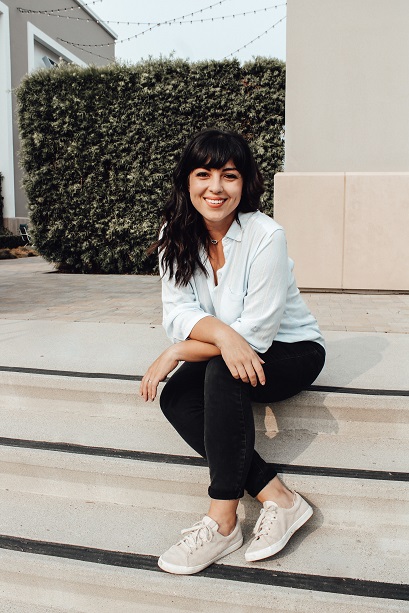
[188,159,243,230]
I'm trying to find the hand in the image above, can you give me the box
[140,346,179,402]
[217,329,265,387]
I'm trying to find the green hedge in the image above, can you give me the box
[0,235,25,249]
[17,58,285,274]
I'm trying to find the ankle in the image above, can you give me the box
[207,499,239,536]
[209,515,237,536]
[256,478,294,509]
[267,490,294,509]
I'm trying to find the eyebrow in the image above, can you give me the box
[197,166,238,171]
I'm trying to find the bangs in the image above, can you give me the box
[187,133,247,175]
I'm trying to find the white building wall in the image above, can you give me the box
[0,0,16,220]
[28,23,87,72]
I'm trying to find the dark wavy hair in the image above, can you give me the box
[154,128,264,286]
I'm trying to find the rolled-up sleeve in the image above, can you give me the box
[161,268,212,343]
[230,229,289,353]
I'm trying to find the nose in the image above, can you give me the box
[209,175,223,193]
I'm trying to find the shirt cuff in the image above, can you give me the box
[169,310,213,343]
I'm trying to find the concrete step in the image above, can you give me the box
[0,446,407,525]
[0,480,407,585]
[2,323,409,392]
[1,371,408,472]
[1,368,408,610]
[2,549,407,613]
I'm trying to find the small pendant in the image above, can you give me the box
[210,238,218,245]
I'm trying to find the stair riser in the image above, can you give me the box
[1,400,408,442]
[1,374,409,445]
[0,449,407,527]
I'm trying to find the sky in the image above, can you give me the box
[87,0,287,65]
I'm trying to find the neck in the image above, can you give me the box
[205,213,237,242]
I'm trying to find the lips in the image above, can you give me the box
[204,197,227,208]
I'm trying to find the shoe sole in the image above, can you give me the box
[158,536,244,575]
[245,504,313,562]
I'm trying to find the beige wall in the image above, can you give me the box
[285,0,409,172]
[276,0,409,290]
[275,173,409,291]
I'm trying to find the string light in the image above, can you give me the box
[21,1,287,62]
[223,15,286,59]
[40,3,287,26]
[17,0,102,15]
[57,0,257,48]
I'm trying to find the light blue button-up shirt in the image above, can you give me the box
[161,211,324,354]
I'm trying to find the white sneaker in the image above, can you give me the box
[158,515,243,575]
[245,492,313,562]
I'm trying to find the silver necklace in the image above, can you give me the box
[210,237,219,245]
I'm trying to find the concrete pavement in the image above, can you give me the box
[1,256,409,390]
[2,256,409,331]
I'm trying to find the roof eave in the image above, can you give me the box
[73,0,118,40]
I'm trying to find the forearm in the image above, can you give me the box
[189,315,239,348]
[171,338,221,362]
[140,339,220,402]
[189,316,266,387]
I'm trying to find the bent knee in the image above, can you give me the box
[159,379,173,418]
[205,355,233,381]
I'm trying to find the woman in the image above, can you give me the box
[140,128,325,575]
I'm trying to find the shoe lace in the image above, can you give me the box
[178,520,215,553]
[253,505,278,538]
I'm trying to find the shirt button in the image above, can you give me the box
[251,326,258,332]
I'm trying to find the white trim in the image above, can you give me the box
[27,22,88,72]
[0,0,16,218]
[74,0,117,39]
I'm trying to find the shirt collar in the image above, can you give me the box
[225,211,254,242]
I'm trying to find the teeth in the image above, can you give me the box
[206,199,224,204]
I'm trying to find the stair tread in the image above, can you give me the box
[0,488,408,585]
[1,444,408,499]
[2,324,409,391]
[1,373,408,473]
[1,419,407,473]
[2,549,407,613]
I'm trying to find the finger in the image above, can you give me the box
[141,379,149,402]
[146,377,155,401]
[227,364,241,380]
[252,359,266,385]
[141,374,153,401]
[246,366,258,387]
[150,381,159,402]
[236,364,250,384]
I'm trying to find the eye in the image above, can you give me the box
[224,173,239,180]
[195,171,209,177]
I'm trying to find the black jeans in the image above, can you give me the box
[160,341,325,500]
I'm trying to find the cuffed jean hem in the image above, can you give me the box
[208,465,278,500]
[208,485,245,500]
[245,460,278,499]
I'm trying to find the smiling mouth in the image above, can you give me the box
[204,198,226,207]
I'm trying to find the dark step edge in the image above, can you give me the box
[0,534,407,601]
[0,365,408,396]
[1,437,407,482]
